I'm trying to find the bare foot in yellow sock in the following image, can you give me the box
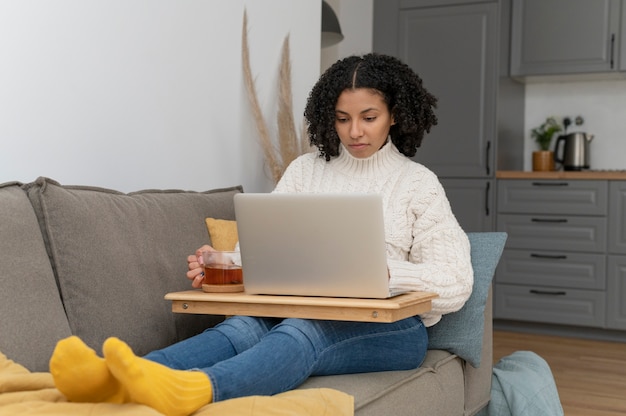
[103,337,213,416]
[49,336,128,403]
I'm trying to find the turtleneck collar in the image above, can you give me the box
[331,141,408,178]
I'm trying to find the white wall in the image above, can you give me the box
[523,79,626,171]
[0,0,320,192]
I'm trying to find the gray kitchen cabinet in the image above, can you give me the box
[497,214,607,253]
[373,0,524,232]
[495,179,608,328]
[496,179,608,215]
[510,0,623,77]
[609,181,626,253]
[495,284,606,327]
[607,256,626,329]
[608,181,626,329]
[440,179,495,232]
[497,249,606,290]
[621,2,626,70]
[393,2,498,178]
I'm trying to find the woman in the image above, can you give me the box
[50,53,473,416]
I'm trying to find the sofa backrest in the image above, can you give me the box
[0,181,72,372]
[427,232,507,414]
[1,177,243,371]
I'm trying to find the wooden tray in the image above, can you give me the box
[164,290,437,323]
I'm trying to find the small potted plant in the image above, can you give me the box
[530,117,562,171]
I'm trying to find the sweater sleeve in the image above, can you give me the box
[273,154,307,193]
[387,183,473,327]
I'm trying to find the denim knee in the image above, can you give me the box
[271,319,319,358]
[213,316,280,353]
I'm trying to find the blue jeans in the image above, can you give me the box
[145,315,427,402]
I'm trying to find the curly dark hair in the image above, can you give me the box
[304,53,438,161]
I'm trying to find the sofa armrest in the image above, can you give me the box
[463,286,493,416]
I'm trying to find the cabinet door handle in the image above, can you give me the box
[485,140,491,176]
[530,218,568,223]
[610,33,615,69]
[531,182,568,187]
[530,253,567,260]
[530,289,567,296]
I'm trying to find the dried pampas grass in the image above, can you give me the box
[242,10,311,184]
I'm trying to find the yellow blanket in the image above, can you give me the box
[0,352,353,416]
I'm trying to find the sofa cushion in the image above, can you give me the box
[0,182,72,372]
[24,177,242,356]
[427,232,507,367]
[301,350,464,415]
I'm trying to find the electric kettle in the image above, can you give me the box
[553,132,594,171]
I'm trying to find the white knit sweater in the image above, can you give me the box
[273,142,473,327]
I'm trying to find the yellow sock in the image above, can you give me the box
[49,336,128,403]
[103,337,213,416]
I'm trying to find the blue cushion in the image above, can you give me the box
[426,232,507,367]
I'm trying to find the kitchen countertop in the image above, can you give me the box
[497,170,626,180]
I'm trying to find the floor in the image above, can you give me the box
[493,330,626,416]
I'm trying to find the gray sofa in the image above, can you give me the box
[0,177,505,415]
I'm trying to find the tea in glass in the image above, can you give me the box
[201,250,244,292]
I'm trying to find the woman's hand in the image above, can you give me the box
[186,245,215,288]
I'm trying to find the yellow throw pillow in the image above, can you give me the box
[205,218,238,251]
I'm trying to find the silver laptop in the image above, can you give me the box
[234,193,402,299]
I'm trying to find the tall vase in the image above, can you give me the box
[532,150,555,171]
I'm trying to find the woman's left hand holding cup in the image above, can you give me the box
[186,245,215,288]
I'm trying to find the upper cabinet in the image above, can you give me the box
[374,0,525,232]
[375,0,499,178]
[510,0,624,78]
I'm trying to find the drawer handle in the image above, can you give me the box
[530,253,568,260]
[529,289,567,296]
[531,218,568,223]
[531,182,569,187]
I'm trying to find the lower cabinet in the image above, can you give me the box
[495,284,606,327]
[497,214,607,253]
[497,249,606,290]
[495,178,626,332]
[607,255,626,330]
[607,182,626,330]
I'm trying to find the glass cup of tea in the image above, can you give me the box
[201,250,244,293]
